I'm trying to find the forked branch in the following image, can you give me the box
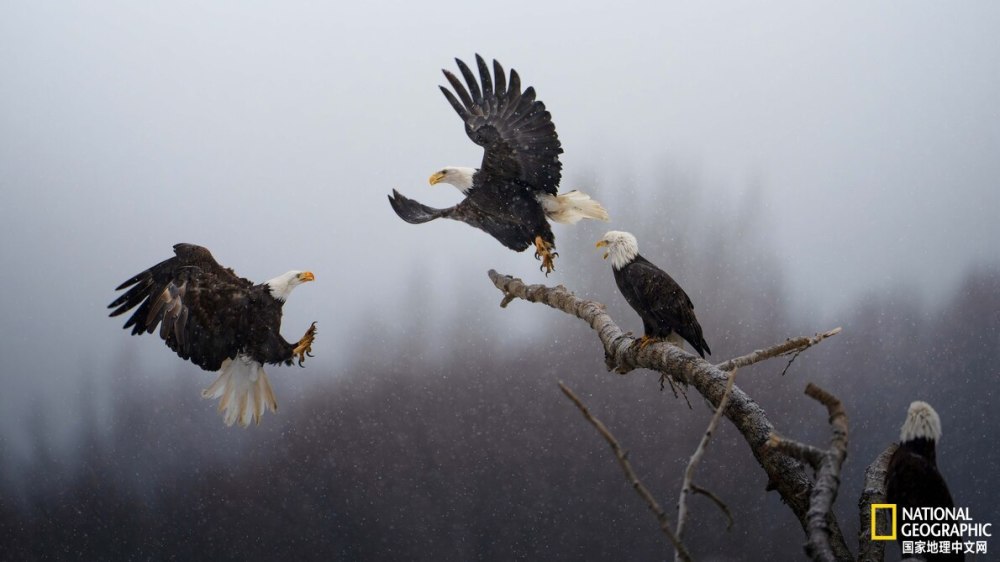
[488,270,852,561]
[767,383,850,562]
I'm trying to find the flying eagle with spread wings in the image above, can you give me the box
[108,243,317,427]
[389,55,608,274]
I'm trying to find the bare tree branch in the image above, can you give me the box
[675,368,737,560]
[558,382,693,562]
[716,328,842,373]
[857,444,898,562]
[690,484,734,531]
[768,434,825,469]
[767,383,850,562]
[488,271,852,561]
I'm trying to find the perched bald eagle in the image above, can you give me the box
[388,55,608,274]
[596,231,711,358]
[108,244,317,427]
[885,401,964,561]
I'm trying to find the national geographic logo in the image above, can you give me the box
[871,504,992,556]
[871,504,898,540]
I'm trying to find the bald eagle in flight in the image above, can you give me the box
[388,55,608,274]
[108,244,317,427]
[596,231,711,358]
[885,401,964,561]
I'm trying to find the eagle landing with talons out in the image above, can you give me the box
[108,243,318,427]
[596,231,711,358]
[388,54,609,275]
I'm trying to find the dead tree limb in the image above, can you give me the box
[558,382,693,562]
[767,383,850,562]
[716,328,842,373]
[487,271,852,561]
[857,444,898,562]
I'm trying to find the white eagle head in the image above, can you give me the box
[900,400,942,443]
[266,271,315,302]
[429,166,476,194]
[596,231,640,270]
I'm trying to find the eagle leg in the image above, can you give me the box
[533,236,558,276]
[292,321,318,367]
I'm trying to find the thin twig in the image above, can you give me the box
[558,381,693,562]
[690,484,734,531]
[779,349,804,377]
[675,368,738,559]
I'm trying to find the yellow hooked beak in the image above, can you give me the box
[429,171,446,185]
[595,240,609,260]
[299,271,316,282]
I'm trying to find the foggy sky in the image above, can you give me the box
[2,2,999,454]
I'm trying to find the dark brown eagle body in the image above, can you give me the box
[885,402,964,561]
[614,254,711,359]
[108,243,316,427]
[109,244,298,370]
[886,438,956,511]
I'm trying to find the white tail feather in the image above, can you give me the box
[539,190,610,224]
[202,356,278,427]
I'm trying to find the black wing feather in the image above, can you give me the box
[441,56,563,195]
[443,70,474,112]
[455,58,482,105]
[388,189,452,224]
[439,86,469,120]
[476,55,493,105]
[492,60,506,98]
[108,244,261,371]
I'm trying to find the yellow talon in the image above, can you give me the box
[533,236,557,276]
[293,321,318,367]
[637,335,659,350]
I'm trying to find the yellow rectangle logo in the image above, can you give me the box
[871,504,897,540]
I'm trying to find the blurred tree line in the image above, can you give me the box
[1,167,996,560]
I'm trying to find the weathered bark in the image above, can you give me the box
[857,444,898,562]
[488,270,853,561]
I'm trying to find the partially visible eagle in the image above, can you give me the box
[108,243,317,427]
[596,231,711,358]
[388,55,608,275]
[885,401,964,561]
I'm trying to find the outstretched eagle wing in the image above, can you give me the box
[440,55,563,196]
[387,189,450,224]
[388,189,535,252]
[619,257,711,357]
[108,243,255,371]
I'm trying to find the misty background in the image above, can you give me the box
[1,2,998,560]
